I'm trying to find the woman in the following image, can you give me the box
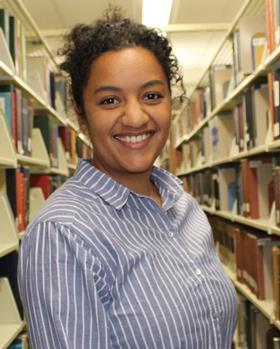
[18,7,237,349]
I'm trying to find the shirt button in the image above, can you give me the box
[168,232,174,237]
[213,312,219,319]
[195,268,202,276]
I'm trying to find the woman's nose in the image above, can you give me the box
[121,99,149,127]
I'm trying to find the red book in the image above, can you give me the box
[30,174,51,199]
[265,0,276,53]
[243,231,265,299]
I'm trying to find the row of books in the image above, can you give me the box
[182,154,280,223]
[208,215,280,315]
[175,78,275,175]
[59,126,92,166]
[34,114,60,168]
[0,7,26,79]
[5,167,65,232]
[0,6,70,118]
[0,84,34,156]
[235,295,280,349]
[233,16,266,85]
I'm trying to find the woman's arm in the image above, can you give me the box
[18,220,111,349]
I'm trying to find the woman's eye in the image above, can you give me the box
[100,97,119,105]
[144,93,163,101]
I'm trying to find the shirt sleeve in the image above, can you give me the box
[18,220,111,349]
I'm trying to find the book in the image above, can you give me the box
[252,83,269,146]
[235,226,280,300]
[33,114,57,167]
[238,16,266,75]
[30,175,51,200]
[0,7,10,44]
[272,246,280,319]
[266,0,276,53]
[210,65,232,109]
[209,112,235,161]
[218,167,237,212]
[251,32,267,70]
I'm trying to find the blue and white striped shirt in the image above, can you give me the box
[18,159,237,349]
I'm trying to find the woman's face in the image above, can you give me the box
[82,46,171,180]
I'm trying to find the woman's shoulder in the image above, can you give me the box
[27,175,103,229]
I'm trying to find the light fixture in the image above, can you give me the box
[142,0,173,29]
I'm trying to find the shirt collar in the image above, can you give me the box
[74,159,184,210]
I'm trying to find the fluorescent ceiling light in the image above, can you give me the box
[142,0,173,29]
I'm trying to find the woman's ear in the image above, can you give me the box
[78,116,89,136]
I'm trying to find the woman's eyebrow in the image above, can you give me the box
[94,80,165,95]
[94,85,122,95]
[140,80,165,89]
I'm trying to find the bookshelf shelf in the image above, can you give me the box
[224,265,280,331]
[202,206,277,236]
[17,128,51,168]
[66,119,79,133]
[18,232,25,241]
[0,278,24,349]
[0,196,19,258]
[169,0,280,342]
[0,243,18,259]
[78,133,92,148]
[68,163,76,171]
[0,54,67,127]
[177,143,275,177]
[0,323,25,349]
[17,154,49,168]
[174,45,280,151]
[13,72,67,127]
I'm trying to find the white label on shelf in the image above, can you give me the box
[242,202,250,213]
[249,160,261,168]
[274,123,280,137]
[245,132,250,142]
[252,37,266,46]
[28,138,32,152]
[17,140,24,155]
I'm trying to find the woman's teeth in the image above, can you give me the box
[115,132,152,143]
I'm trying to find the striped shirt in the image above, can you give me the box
[18,159,237,349]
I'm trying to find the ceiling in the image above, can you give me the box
[21,0,246,92]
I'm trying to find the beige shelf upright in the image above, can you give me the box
[0,278,24,349]
[0,195,18,258]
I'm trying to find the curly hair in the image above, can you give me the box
[59,6,185,119]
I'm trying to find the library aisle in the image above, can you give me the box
[0,0,280,348]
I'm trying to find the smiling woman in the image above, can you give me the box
[82,47,171,196]
[18,6,238,349]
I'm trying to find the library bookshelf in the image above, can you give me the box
[160,0,280,346]
[0,0,93,347]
